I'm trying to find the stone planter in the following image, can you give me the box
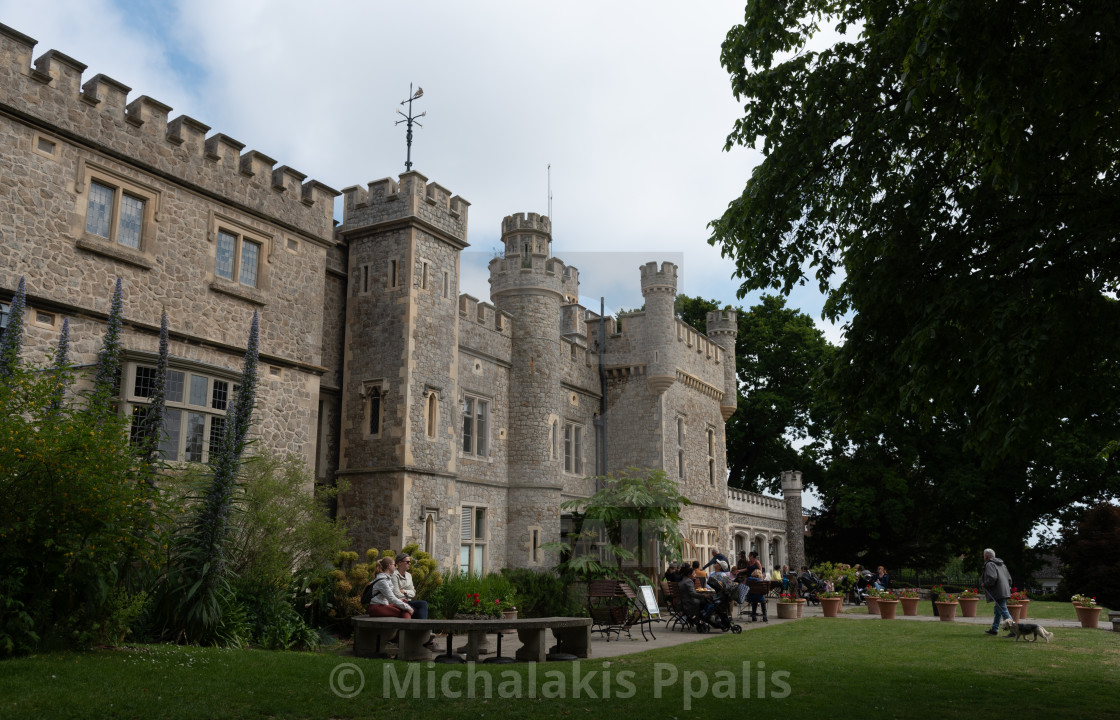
[878,599,900,619]
[776,602,798,620]
[865,597,880,615]
[1006,603,1023,622]
[899,597,920,616]
[820,597,843,618]
[499,610,518,634]
[935,601,958,622]
[958,597,979,617]
[795,599,806,617]
[1075,605,1101,629]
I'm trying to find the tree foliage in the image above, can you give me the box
[1057,503,1120,609]
[711,1,1120,464]
[676,294,834,493]
[711,1,1120,556]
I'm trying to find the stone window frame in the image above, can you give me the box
[459,505,488,575]
[361,380,385,438]
[73,158,161,270]
[207,211,272,304]
[461,393,491,458]
[676,415,686,479]
[29,306,58,330]
[707,427,716,486]
[0,301,9,341]
[529,525,542,565]
[388,259,399,289]
[121,357,239,466]
[690,525,718,565]
[563,420,584,475]
[425,387,440,439]
[32,131,62,161]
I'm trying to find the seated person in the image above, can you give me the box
[391,554,429,619]
[677,566,714,622]
[781,565,792,591]
[691,560,707,582]
[664,562,686,584]
[746,569,769,622]
[735,551,750,572]
[874,565,891,590]
[364,557,413,618]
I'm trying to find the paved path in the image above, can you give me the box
[357,600,1110,661]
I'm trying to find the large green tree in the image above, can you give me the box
[676,294,834,494]
[711,1,1120,538]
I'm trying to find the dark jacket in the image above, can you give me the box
[981,558,1012,601]
[678,576,703,616]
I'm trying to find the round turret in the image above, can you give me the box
[706,309,739,420]
[639,261,678,394]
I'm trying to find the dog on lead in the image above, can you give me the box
[1000,617,1054,643]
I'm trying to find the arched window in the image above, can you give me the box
[424,514,435,556]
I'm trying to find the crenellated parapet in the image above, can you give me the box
[0,24,339,241]
[339,171,470,247]
[501,212,551,236]
[458,294,511,336]
[639,261,678,296]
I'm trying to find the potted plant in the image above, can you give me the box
[776,593,799,620]
[935,590,959,622]
[958,587,980,617]
[819,590,843,618]
[1074,595,1101,629]
[1009,587,1029,620]
[864,587,881,615]
[877,589,900,619]
[457,592,502,618]
[1006,587,1024,622]
[898,588,921,616]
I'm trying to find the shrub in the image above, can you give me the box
[0,361,156,656]
[500,568,584,617]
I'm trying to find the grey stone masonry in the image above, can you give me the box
[0,22,804,578]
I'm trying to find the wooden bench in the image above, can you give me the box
[587,580,657,641]
[352,616,592,662]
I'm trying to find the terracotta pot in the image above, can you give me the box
[1072,601,1084,608]
[878,599,899,619]
[1006,603,1023,622]
[1075,605,1101,629]
[865,597,880,615]
[899,597,920,616]
[776,602,798,620]
[1017,599,1030,620]
[935,601,958,622]
[499,610,518,634]
[958,597,979,617]
[820,597,843,618]
[795,599,806,618]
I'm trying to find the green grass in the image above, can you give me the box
[2,619,1117,719]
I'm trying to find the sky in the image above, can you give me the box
[0,0,845,345]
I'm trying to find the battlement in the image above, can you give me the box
[706,309,738,336]
[0,24,339,240]
[341,171,470,224]
[501,212,551,236]
[639,261,678,294]
[489,253,575,298]
[459,293,510,335]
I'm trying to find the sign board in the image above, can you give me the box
[639,585,660,619]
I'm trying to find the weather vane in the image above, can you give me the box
[396,84,425,171]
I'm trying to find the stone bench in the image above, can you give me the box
[1108,611,1120,632]
[352,616,592,662]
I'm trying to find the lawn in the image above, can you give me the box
[2,618,1117,719]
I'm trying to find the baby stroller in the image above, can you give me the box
[697,574,743,634]
[798,573,826,605]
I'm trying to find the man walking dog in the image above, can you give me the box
[981,548,1013,636]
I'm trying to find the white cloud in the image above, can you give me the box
[1,0,842,331]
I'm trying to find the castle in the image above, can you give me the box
[0,24,803,575]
